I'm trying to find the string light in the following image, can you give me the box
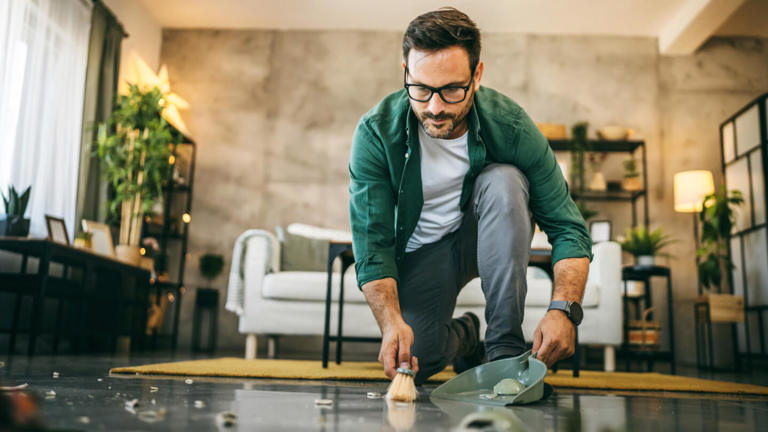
[182,213,191,224]
[168,155,176,165]
[139,248,146,256]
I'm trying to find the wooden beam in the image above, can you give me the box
[659,0,746,55]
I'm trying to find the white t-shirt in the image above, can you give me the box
[405,124,470,252]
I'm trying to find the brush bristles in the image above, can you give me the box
[386,370,417,402]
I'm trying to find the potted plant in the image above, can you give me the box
[96,84,178,265]
[622,156,643,191]
[697,187,744,293]
[199,253,225,286]
[619,226,675,267]
[569,121,589,193]
[1,186,31,237]
[74,231,93,249]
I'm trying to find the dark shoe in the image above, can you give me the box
[452,312,485,374]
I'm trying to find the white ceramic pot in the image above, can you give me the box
[588,172,607,191]
[636,255,654,267]
[115,244,142,266]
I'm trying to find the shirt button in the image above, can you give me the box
[399,226,404,231]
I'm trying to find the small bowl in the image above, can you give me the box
[597,126,634,141]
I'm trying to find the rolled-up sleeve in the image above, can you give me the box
[349,118,399,289]
[512,112,594,267]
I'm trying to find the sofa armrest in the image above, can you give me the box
[586,241,623,345]
[226,230,280,319]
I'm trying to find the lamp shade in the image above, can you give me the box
[674,170,715,213]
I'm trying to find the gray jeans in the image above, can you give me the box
[398,164,533,384]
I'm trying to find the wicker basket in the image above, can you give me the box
[627,308,661,350]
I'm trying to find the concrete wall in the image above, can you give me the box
[159,29,768,364]
[103,0,162,93]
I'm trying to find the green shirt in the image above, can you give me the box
[348,86,593,289]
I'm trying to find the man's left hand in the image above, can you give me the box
[531,310,575,368]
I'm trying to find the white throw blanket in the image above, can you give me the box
[225,230,276,316]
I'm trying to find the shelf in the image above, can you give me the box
[572,190,645,201]
[549,139,644,153]
[163,183,191,192]
[145,224,185,240]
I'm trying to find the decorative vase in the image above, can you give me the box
[588,172,607,191]
[115,244,142,266]
[622,177,643,191]
[636,255,654,267]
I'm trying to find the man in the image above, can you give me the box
[348,7,592,385]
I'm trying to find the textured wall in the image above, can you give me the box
[160,29,768,364]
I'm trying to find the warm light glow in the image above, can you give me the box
[180,286,186,295]
[182,213,191,224]
[167,292,175,303]
[168,155,176,165]
[139,248,146,256]
[121,52,192,138]
[674,170,715,213]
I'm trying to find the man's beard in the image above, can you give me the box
[417,95,473,139]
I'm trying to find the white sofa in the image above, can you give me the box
[228,225,623,371]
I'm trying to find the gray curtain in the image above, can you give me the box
[75,0,125,230]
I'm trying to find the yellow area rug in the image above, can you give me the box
[110,358,768,396]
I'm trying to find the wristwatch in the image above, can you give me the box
[547,300,583,326]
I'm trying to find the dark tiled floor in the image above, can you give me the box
[1,352,768,431]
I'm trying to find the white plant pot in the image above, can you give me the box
[636,255,654,267]
[588,172,607,191]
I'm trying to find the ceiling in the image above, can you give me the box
[137,0,768,53]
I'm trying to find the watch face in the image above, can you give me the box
[569,302,584,325]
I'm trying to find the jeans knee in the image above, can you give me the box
[474,164,530,210]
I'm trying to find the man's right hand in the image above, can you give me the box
[379,320,419,379]
[361,277,419,379]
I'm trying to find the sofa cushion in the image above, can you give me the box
[263,265,598,307]
[262,271,366,303]
[456,266,599,308]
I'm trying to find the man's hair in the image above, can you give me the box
[402,7,481,73]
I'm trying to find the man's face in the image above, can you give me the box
[404,46,483,140]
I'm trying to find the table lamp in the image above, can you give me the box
[673,170,715,294]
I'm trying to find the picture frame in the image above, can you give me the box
[45,215,69,245]
[81,219,116,257]
[589,220,612,243]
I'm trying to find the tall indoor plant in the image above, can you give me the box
[96,84,178,264]
[697,187,744,293]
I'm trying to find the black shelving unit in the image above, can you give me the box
[142,134,197,352]
[549,138,649,229]
[720,92,768,362]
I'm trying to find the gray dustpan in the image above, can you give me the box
[430,350,547,406]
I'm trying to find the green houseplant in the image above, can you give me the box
[622,156,643,191]
[96,84,178,264]
[697,187,744,293]
[1,185,32,236]
[620,226,675,267]
[199,253,225,286]
[569,121,599,221]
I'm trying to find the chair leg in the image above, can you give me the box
[267,335,277,359]
[53,299,64,354]
[9,293,23,354]
[245,334,257,359]
[604,345,616,372]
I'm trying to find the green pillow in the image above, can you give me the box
[280,230,329,272]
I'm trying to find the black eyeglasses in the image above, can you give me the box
[403,68,473,104]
